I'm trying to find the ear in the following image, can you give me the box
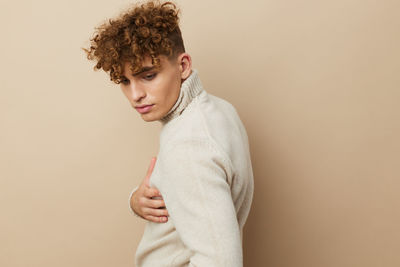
[178,52,192,80]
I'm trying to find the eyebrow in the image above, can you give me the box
[131,66,157,76]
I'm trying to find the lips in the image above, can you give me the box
[135,104,154,114]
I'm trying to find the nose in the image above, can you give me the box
[129,82,146,102]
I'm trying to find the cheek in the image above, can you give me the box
[166,82,180,104]
[159,80,178,102]
[152,75,181,108]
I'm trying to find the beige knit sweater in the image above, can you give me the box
[128,69,254,267]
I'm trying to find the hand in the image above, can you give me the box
[131,157,169,223]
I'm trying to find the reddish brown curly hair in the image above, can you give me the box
[82,0,185,84]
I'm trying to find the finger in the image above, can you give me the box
[147,199,166,209]
[144,157,157,187]
[143,207,169,217]
[153,208,169,217]
[160,207,169,217]
[144,187,161,198]
[145,215,168,223]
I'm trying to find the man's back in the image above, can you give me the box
[135,69,254,267]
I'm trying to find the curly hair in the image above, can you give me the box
[82,0,185,84]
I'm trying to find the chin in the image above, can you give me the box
[141,113,158,122]
[142,118,155,122]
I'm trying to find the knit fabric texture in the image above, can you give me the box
[129,69,254,267]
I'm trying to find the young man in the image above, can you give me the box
[83,1,254,266]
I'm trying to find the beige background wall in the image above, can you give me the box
[1,0,399,266]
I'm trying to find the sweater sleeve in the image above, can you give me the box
[156,139,242,267]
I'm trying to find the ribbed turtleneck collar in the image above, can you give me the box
[158,68,204,125]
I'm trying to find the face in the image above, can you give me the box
[120,54,191,122]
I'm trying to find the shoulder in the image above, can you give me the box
[159,91,239,167]
[163,92,239,140]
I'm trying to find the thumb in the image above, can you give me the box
[144,156,157,187]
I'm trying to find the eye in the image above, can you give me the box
[121,79,130,85]
[143,73,156,80]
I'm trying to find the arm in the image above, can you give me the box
[158,139,242,267]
